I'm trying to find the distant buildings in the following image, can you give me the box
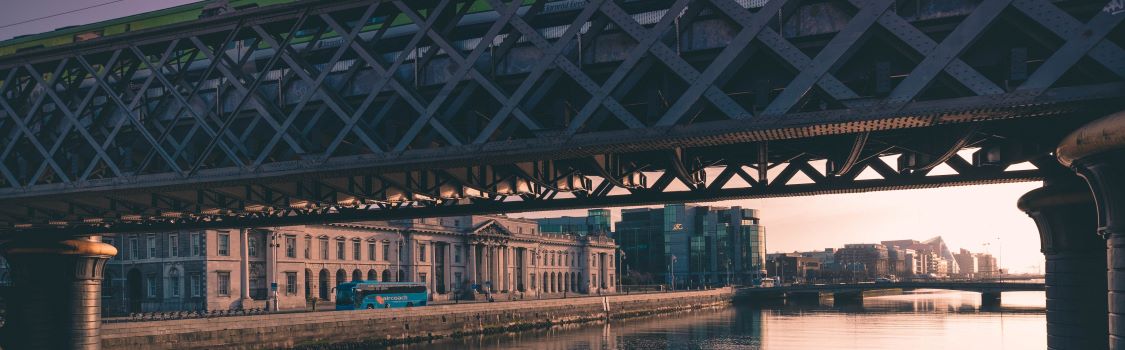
[768,236,1001,282]
[834,244,889,279]
[536,209,612,237]
[101,215,617,314]
[977,253,999,278]
[954,249,980,278]
[614,204,766,288]
[766,253,821,283]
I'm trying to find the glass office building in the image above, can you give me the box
[616,204,766,288]
[536,209,612,236]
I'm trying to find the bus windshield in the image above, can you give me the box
[335,286,355,306]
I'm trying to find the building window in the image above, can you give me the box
[285,236,297,258]
[147,235,157,259]
[146,274,157,298]
[353,241,361,260]
[336,240,345,260]
[592,274,597,287]
[419,244,426,262]
[190,273,202,297]
[191,232,201,256]
[454,272,463,285]
[419,273,427,285]
[454,245,462,263]
[129,236,139,260]
[382,243,390,261]
[249,237,258,257]
[169,269,181,297]
[168,234,179,257]
[285,272,298,295]
[592,255,597,267]
[531,274,536,289]
[304,236,311,259]
[368,243,376,261]
[320,238,329,259]
[217,271,231,296]
[218,233,230,256]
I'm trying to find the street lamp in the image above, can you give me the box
[669,255,678,291]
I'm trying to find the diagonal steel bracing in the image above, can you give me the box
[0,0,1119,234]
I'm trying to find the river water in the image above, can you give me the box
[391,290,1046,350]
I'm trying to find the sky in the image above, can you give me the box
[0,0,1053,273]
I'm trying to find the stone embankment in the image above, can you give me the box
[102,288,732,349]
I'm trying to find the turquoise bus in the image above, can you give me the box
[335,281,428,310]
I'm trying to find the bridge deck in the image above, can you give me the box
[0,0,1121,235]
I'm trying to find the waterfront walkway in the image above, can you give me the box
[102,288,732,350]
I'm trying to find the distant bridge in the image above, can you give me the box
[735,281,1045,304]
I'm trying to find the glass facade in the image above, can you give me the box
[536,209,613,236]
[615,204,766,288]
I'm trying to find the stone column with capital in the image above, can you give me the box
[1,236,117,350]
[1019,178,1107,350]
[239,228,251,302]
[1057,110,1125,349]
[467,243,477,284]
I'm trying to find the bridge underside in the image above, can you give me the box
[0,0,1121,236]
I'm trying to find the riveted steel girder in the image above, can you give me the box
[0,0,1121,235]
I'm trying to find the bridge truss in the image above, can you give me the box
[0,0,1122,235]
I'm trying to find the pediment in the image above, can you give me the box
[470,220,512,236]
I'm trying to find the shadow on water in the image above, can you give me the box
[379,290,1045,350]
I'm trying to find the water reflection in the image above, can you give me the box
[389,290,1045,350]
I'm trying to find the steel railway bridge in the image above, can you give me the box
[0,0,1121,348]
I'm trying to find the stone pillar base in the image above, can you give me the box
[1,237,117,350]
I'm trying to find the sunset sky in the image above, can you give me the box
[0,0,1059,273]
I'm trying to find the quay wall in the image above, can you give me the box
[102,288,732,350]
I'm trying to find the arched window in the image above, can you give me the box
[336,269,347,286]
[382,269,392,282]
[318,269,330,299]
[368,269,378,281]
[397,269,406,282]
[352,269,362,282]
[168,268,181,298]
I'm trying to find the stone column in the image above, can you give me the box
[1057,110,1125,349]
[1019,179,1106,350]
[239,228,250,301]
[1,236,117,350]
[467,243,477,284]
[445,243,453,293]
[503,246,510,291]
[481,245,490,290]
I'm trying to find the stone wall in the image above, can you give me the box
[102,288,732,350]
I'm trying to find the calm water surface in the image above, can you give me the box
[392,290,1046,350]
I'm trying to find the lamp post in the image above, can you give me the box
[616,248,625,293]
[669,255,677,291]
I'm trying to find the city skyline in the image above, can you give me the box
[512,181,1044,274]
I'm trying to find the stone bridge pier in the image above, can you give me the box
[1055,110,1125,350]
[0,236,117,350]
[1020,177,1107,349]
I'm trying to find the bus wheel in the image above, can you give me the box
[366,305,374,310]
[384,304,390,309]
[406,302,414,307]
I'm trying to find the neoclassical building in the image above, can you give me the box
[102,215,617,313]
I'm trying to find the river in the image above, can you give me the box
[389,290,1046,350]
